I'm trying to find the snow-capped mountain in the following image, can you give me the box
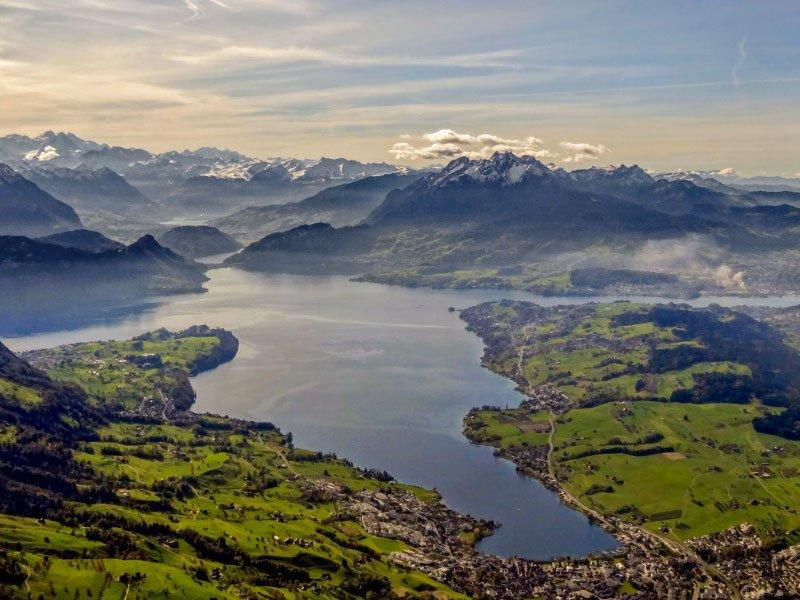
[0,131,104,166]
[567,164,654,189]
[296,157,398,182]
[659,169,800,193]
[0,132,403,189]
[423,152,552,188]
[0,130,409,223]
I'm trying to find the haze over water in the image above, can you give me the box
[6,268,800,559]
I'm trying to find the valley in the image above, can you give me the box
[4,132,800,598]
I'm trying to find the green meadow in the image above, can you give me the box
[461,300,800,543]
[1,331,465,599]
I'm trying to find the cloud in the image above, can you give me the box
[390,141,465,160]
[389,129,558,161]
[180,0,203,23]
[559,141,610,162]
[170,44,522,69]
[713,264,746,290]
[712,167,737,176]
[422,129,476,144]
[171,45,334,65]
[731,36,747,86]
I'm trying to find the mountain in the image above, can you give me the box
[365,154,718,233]
[0,131,104,167]
[660,169,800,193]
[0,132,407,223]
[0,163,83,236]
[158,225,241,259]
[78,145,153,172]
[224,222,376,274]
[214,172,422,241]
[18,164,161,240]
[20,164,154,216]
[232,154,721,277]
[228,152,800,293]
[162,157,404,218]
[0,234,207,295]
[292,157,399,182]
[37,229,125,253]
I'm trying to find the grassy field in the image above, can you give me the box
[553,400,800,540]
[1,331,466,600]
[511,302,753,404]
[464,408,552,450]
[460,300,800,543]
[24,334,221,411]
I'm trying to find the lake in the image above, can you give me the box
[4,268,798,559]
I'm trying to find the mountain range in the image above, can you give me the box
[0,132,405,223]
[225,152,800,295]
[37,228,126,253]
[213,171,422,241]
[6,131,800,299]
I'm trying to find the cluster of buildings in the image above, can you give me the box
[345,486,719,599]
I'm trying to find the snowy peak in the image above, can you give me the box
[568,164,653,187]
[299,157,399,182]
[426,152,551,188]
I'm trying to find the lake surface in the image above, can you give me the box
[4,269,799,559]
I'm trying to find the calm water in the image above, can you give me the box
[4,269,799,559]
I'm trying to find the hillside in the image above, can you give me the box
[225,223,376,274]
[158,225,241,259]
[0,163,83,237]
[214,172,421,242]
[20,165,154,217]
[37,229,125,253]
[459,300,800,554]
[0,234,208,295]
[0,331,485,599]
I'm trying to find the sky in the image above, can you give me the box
[0,0,798,174]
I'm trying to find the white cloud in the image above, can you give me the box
[712,167,737,176]
[559,141,610,162]
[390,129,558,161]
[714,264,746,290]
[170,44,521,69]
[171,45,334,65]
[422,129,477,144]
[180,0,203,23]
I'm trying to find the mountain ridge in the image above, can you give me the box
[0,163,83,237]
